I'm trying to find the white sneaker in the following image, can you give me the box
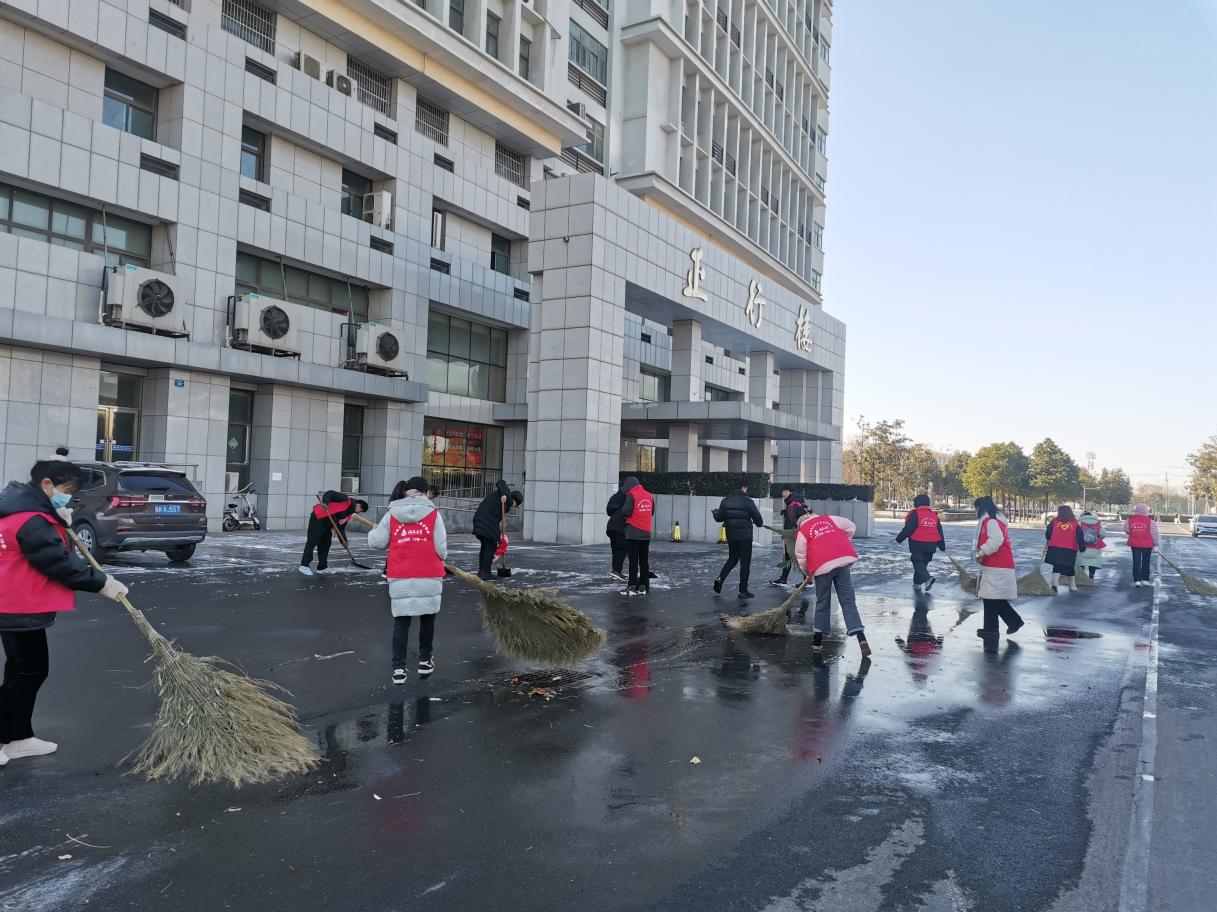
[1135,581,1142,588]
[298,565,314,576]
[2,737,57,759]
[392,668,407,686]
[315,567,329,576]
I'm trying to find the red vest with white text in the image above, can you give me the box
[909,506,942,543]
[0,511,74,615]
[1049,520,1079,551]
[1127,515,1155,549]
[625,485,654,533]
[799,514,857,574]
[312,498,352,521]
[978,517,1016,569]
[386,511,444,579]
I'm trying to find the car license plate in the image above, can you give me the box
[154,504,182,515]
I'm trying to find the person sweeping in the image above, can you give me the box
[972,496,1024,641]
[367,477,447,684]
[895,494,946,592]
[793,508,871,657]
[0,454,129,766]
[619,475,653,596]
[1044,505,1087,593]
[605,481,628,582]
[770,485,806,587]
[1124,504,1159,588]
[473,480,523,580]
[1075,509,1105,581]
[299,490,368,575]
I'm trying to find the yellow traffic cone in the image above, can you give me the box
[671,521,682,543]
[718,525,727,543]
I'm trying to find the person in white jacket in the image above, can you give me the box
[972,496,1023,641]
[794,510,871,657]
[368,477,448,685]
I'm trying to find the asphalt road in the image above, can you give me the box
[1,520,1214,911]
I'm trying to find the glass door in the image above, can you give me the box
[95,407,140,461]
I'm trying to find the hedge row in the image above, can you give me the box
[768,482,874,502]
[620,472,771,496]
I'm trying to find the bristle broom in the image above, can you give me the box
[1161,555,1217,596]
[948,556,978,595]
[723,578,811,636]
[446,564,605,665]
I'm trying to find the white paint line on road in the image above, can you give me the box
[1118,551,1162,912]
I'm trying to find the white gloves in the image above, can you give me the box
[100,575,129,602]
[56,507,73,526]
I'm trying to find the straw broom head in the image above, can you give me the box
[1016,566,1056,597]
[723,578,811,636]
[948,556,978,595]
[1161,555,1217,596]
[446,564,605,665]
[67,529,317,786]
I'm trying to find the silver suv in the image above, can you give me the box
[70,462,208,562]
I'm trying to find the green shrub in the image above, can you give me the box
[619,472,771,496]
[770,482,875,503]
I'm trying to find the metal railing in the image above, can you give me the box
[415,97,449,146]
[494,142,528,187]
[347,58,394,117]
[575,0,609,29]
[221,0,276,54]
[567,62,607,105]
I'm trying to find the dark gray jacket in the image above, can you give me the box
[714,490,763,542]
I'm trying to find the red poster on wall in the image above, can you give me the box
[444,425,467,467]
[466,426,485,468]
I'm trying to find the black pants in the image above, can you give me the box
[910,551,935,586]
[718,540,753,593]
[301,518,334,569]
[626,539,650,590]
[392,614,436,667]
[608,531,627,574]
[0,629,49,743]
[477,535,498,577]
[1132,547,1153,583]
[982,599,1022,633]
[1088,566,1097,579]
[776,535,793,583]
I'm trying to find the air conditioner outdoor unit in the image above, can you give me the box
[231,293,302,355]
[363,191,392,229]
[103,264,189,336]
[295,51,323,79]
[339,475,360,494]
[225,471,241,493]
[326,70,356,96]
[355,322,406,375]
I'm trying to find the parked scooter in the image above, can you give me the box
[222,483,261,532]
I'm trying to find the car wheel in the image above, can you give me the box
[222,516,239,532]
[72,522,106,560]
[166,544,196,563]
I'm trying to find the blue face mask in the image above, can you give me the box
[49,490,72,509]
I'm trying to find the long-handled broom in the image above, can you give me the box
[948,556,979,595]
[1017,546,1055,596]
[66,528,317,786]
[724,577,812,636]
[1161,554,1217,595]
[317,494,374,570]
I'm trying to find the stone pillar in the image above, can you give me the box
[620,439,639,472]
[748,350,774,405]
[668,423,699,471]
[746,438,769,473]
[727,450,744,472]
[776,368,823,483]
[670,319,702,402]
[361,402,424,503]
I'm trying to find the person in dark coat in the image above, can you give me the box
[770,486,807,586]
[619,476,655,595]
[894,494,946,592]
[712,476,764,598]
[1044,504,1087,593]
[0,454,129,765]
[605,482,628,581]
[473,480,523,580]
[299,490,368,576]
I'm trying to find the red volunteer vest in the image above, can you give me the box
[909,506,942,543]
[1080,520,1105,549]
[799,514,857,572]
[386,511,444,579]
[625,485,654,533]
[0,511,75,615]
[1127,515,1155,549]
[978,517,1016,569]
[312,498,352,521]
[1048,520,1079,551]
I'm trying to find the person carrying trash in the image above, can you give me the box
[299,490,368,576]
[894,494,946,592]
[794,508,871,657]
[1075,509,1106,581]
[0,452,130,766]
[367,477,447,684]
[712,476,765,599]
[619,475,653,596]
[770,485,807,587]
[473,480,523,580]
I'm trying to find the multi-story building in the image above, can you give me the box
[0,0,842,542]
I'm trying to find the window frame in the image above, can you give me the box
[422,417,505,494]
[485,12,500,58]
[102,68,159,141]
[519,36,532,79]
[341,404,365,476]
[0,182,151,267]
[340,168,372,220]
[569,21,608,84]
[449,0,465,34]
[240,126,267,182]
[431,208,447,250]
[235,250,370,322]
[638,370,671,403]
[489,233,511,274]
[426,309,508,402]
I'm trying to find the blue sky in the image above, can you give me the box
[826,0,1217,490]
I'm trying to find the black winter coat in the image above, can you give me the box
[714,491,763,542]
[473,480,512,542]
[780,492,806,530]
[895,510,946,553]
[605,490,627,536]
[0,481,107,631]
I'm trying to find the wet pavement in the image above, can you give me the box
[1,520,1214,910]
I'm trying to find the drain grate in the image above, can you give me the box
[507,669,600,688]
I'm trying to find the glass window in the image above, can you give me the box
[637,445,669,473]
[98,371,143,408]
[638,370,670,403]
[422,418,504,495]
[0,184,151,266]
[342,404,364,475]
[12,191,49,229]
[341,169,372,219]
[579,120,605,163]
[117,472,196,494]
[431,208,446,250]
[569,22,608,83]
[240,127,266,181]
[449,0,464,34]
[428,311,450,353]
[490,234,510,274]
[519,37,531,80]
[425,308,507,401]
[811,223,824,250]
[705,384,732,401]
[226,388,254,486]
[102,69,158,140]
[427,352,448,390]
[448,317,470,359]
[469,322,491,363]
[51,202,88,239]
[234,250,370,321]
[489,328,507,365]
[446,358,469,397]
[486,12,500,57]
